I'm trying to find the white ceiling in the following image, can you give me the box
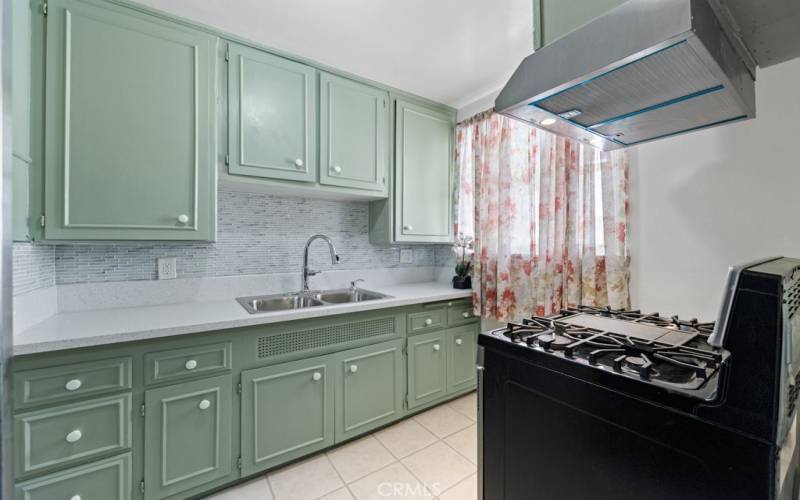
[132,0,533,109]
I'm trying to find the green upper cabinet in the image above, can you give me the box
[319,72,389,193]
[144,374,233,500]
[392,99,454,244]
[533,0,628,49]
[227,43,317,183]
[12,0,32,241]
[42,0,217,240]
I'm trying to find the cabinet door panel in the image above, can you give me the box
[241,356,333,475]
[144,375,232,500]
[335,340,403,441]
[407,331,447,409]
[44,0,216,240]
[319,73,388,192]
[228,43,317,182]
[15,454,132,500]
[395,100,454,243]
[448,325,478,393]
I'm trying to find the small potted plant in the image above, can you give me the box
[452,235,473,289]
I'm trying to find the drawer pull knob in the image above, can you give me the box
[462,311,471,318]
[185,359,198,370]
[65,379,82,391]
[433,344,441,351]
[312,372,322,381]
[424,318,433,326]
[349,364,358,374]
[70,496,82,500]
[65,430,82,443]
[456,338,463,346]
[198,399,211,410]
[177,214,189,224]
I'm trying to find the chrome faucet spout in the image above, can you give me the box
[301,235,340,291]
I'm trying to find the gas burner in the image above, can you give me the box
[499,317,552,343]
[534,333,573,350]
[562,306,717,336]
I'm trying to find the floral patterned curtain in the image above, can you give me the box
[456,110,630,322]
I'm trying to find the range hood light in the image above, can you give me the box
[539,118,557,126]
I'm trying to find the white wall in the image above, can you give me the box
[629,57,800,320]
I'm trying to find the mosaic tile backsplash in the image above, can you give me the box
[13,189,453,295]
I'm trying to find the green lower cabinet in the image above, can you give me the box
[241,356,334,475]
[144,374,233,500]
[447,325,479,393]
[335,339,404,441]
[15,453,132,500]
[14,393,132,478]
[407,331,447,409]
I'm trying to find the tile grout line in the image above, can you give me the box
[321,452,352,499]
[441,424,479,466]
[436,470,477,499]
[264,473,279,500]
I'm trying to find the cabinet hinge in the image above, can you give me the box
[225,154,230,166]
[225,48,230,62]
[39,215,45,228]
[139,480,145,494]
[237,456,242,470]
[140,404,146,417]
[383,99,387,108]
[403,396,408,410]
[237,382,242,395]
[41,2,48,15]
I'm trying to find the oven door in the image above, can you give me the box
[480,347,774,500]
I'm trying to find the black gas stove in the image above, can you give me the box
[478,258,800,500]
[491,306,727,394]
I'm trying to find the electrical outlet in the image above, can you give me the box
[400,248,414,264]
[157,257,177,280]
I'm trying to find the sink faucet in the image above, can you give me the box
[301,234,340,292]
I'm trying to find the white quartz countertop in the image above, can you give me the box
[13,282,472,356]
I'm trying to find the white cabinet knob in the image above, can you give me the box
[433,344,441,351]
[456,338,463,346]
[332,165,342,174]
[349,364,358,374]
[185,359,197,370]
[294,158,304,168]
[424,318,433,326]
[462,311,471,318]
[312,372,322,381]
[198,399,211,410]
[447,302,453,307]
[177,214,189,224]
[70,495,82,500]
[66,430,82,443]
[65,379,82,391]
[403,225,413,231]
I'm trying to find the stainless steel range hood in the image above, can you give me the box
[495,0,756,150]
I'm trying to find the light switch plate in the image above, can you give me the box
[400,248,414,264]
[157,257,177,280]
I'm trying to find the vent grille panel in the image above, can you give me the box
[787,280,800,320]
[257,317,396,359]
[534,42,721,128]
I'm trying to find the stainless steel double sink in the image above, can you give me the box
[236,288,391,314]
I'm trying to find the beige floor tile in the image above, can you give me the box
[402,442,475,494]
[267,454,343,500]
[348,463,433,500]
[374,418,438,459]
[438,474,477,500]
[447,392,477,421]
[319,487,356,500]
[443,424,477,464]
[327,435,396,483]
[413,403,473,439]
[203,477,274,500]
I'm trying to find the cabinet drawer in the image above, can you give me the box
[15,453,132,500]
[407,309,445,334]
[447,303,477,326]
[145,342,232,385]
[15,394,132,478]
[14,357,131,409]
